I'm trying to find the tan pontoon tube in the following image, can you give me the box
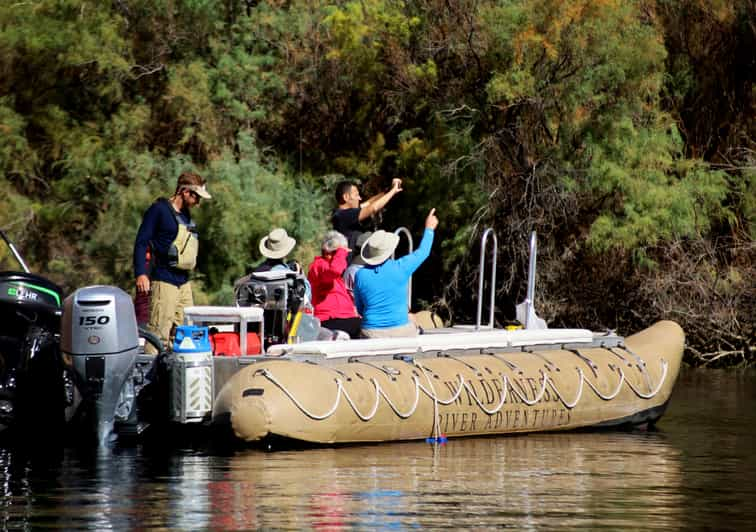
[212,321,684,445]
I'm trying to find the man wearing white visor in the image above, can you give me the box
[134,171,211,353]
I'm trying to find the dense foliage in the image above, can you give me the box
[0,0,753,365]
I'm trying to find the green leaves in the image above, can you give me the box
[190,131,329,297]
[0,0,750,338]
[0,98,36,178]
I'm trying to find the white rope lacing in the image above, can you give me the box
[581,365,625,400]
[546,368,585,409]
[414,362,441,440]
[620,359,669,399]
[500,371,548,407]
[342,375,421,420]
[414,366,464,405]
[255,357,669,422]
[260,369,342,420]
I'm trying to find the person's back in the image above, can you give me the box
[308,230,361,338]
[253,258,287,273]
[355,259,414,329]
[343,231,372,297]
[353,209,438,338]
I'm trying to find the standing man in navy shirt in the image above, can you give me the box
[331,178,403,258]
[134,172,211,353]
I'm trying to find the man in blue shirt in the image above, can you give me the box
[354,208,438,338]
[133,172,211,353]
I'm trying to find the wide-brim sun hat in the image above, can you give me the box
[259,228,296,259]
[360,230,399,266]
[350,231,373,266]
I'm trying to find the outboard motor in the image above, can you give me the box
[61,286,139,444]
[234,270,307,348]
[0,271,65,435]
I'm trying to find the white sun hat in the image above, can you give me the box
[360,230,400,266]
[259,228,296,259]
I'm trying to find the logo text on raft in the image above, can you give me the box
[7,286,39,301]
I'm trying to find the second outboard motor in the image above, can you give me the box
[61,286,139,444]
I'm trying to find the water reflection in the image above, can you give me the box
[0,369,755,530]
[211,431,684,530]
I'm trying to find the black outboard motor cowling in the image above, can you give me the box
[61,286,139,444]
[0,271,64,433]
[0,272,63,327]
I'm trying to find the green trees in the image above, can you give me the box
[0,0,752,363]
[0,0,330,300]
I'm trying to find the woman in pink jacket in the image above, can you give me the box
[307,231,362,338]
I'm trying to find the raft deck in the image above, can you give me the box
[133,327,625,406]
[265,327,623,362]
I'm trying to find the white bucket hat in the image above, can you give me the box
[259,228,296,259]
[360,230,399,266]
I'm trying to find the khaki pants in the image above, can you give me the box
[361,322,418,339]
[146,280,193,354]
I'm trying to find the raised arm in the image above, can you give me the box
[309,247,349,282]
[358,178,403,222]
[393,208,438,275]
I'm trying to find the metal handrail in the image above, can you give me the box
[476,228,497,330]
[524,231,537,329]
[392,227,414,310]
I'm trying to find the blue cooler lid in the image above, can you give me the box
[173,325,211,353]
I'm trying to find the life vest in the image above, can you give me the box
[164,200,199,270]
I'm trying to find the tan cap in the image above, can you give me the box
[187,184,212,199]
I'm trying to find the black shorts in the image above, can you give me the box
[321,317,362,339]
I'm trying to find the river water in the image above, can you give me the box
[1,368,754,530]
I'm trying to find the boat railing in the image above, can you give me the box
[0,229,31,273]
[476,228,497,330]
[392,226,414,310]
[525,231,536,328]
[514,231,547,329]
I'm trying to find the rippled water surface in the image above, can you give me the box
[2,369,755,530]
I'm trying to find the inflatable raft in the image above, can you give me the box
[212,320,684,445]
[42,229,684,447]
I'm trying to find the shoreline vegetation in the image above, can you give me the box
[0,1,752,367]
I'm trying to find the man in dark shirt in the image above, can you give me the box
[331,178,403,255]
[134,172,211,353]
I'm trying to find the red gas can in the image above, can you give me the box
[209,331,262,356]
